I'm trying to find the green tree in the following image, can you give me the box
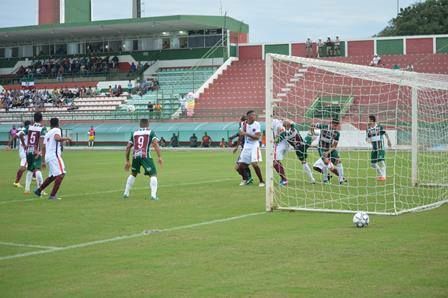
[378,0,448,36]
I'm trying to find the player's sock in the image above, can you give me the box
[303,163,315,183]
[39,176,55,192]
[15,168,25,183]
[337,164,344,183]
[322,166,329,182]
[35,170,43,188]
[150,176,158,198]
[124,175,136,196]
[25,171,33,192]
[50,175,64,197]
[253,166,264,183]
[245,167,252,180]
[371,163,382,177]
[379,161,386,177]
[274,161,287,181]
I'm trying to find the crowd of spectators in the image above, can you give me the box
[16,55,121,81]
[0,86,99,112]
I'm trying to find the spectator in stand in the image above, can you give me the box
[392,64,400,70]
[154,102,162,119]
[201,132,212,148]
[406,64,414,71]
[370,54,382,66]
[305,38,313,58]
[127,80,133,94]
[317,39,324,58]
[170,133,179,147]
[147,101,154,118]
[325,37,334,56]
[190,133,198,147]
[334,36,341,56]
[112,56,119,69]
[219,138,227,148]
[129,62,137,74]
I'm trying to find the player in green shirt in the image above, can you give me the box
[366,115,391,181]
[123,118,163,200]
[313,118,345,184]
[279,120,316,183]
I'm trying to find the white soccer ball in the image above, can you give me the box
[353,211,369,228]
[127,105,136,113]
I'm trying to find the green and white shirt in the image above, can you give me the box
[366,124,386,150]
[316,123,340,150]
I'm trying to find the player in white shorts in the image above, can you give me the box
[13,121,31,188]
[238,110,265,187]
[272,118,289,186]
[34,118,71,200]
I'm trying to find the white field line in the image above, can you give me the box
[0,241,61,250]
[0,212,265,261]
[0,178,236,205]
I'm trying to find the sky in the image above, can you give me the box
[0,0,418,43]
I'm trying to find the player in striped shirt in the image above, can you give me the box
[19,112,46,194]
[13,120,31,188]
[123,118,163,200]
[312,118,345,184]
[279,120,316,184]
[366,115,391,181]
[34,117,71,200]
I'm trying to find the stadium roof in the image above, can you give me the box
[0,15,249,44]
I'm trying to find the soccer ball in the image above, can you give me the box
[353,211,369,228]
[126,105,136,113]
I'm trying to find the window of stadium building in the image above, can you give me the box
[0,48,5,58]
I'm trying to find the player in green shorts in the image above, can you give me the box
[313,119,346,184]
[366,115,391,181]
[280,120,316,184]
[19,112,47,194]
[123,118,163,200]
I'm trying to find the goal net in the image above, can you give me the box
[265,54,448,215]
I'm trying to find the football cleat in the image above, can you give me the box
[13,182,23,188]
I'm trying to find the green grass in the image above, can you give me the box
[0,149,447,297]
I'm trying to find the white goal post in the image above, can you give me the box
[265,53,448,215]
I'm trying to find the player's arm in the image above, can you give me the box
[54,134,72,143]
[18,131,26,148]
[152,139,163,166]
[39,137,46,170]
[124,142,133,171]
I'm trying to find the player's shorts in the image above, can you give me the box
[46,157,66,177]
[238,146,262,164]
[274,141,288,161]
[371,149,385,163]
[295,144,309,162]
[88,136,95,141]
[313,158,335,171]
[131,157,157,176]
[318,148,340,164]
[26,153,42,171]
[19,151,27,167]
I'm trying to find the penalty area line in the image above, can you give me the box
[0,241,61,250]
[0,211,265,261]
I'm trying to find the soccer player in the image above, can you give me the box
[366,115,392,181]
[272,117,289,185]
[230,115,253,185]
[123,118,163,200]
[20,112,46,194]
[13,120,31,188]
[280,120,316,184]
[237,110,265,187]
[313,118,345,184]
[88,126,96,147]
[34,117,71,200]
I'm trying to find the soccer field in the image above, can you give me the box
[1,149,447,297]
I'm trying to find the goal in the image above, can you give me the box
[265,54,448,215]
